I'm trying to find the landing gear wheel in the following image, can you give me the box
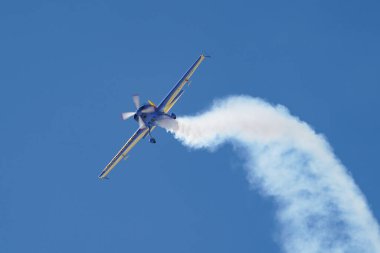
[171,113,176,119]
[149,138,156,144]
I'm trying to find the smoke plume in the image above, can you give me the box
[168,96,380,253]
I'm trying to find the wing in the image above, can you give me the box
[158,54,207,113]
[98,127,149,179]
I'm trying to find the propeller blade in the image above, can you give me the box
[121,112,135,120]
[132,95,140,109]
[138,116,146,129]
[141,106,155,113]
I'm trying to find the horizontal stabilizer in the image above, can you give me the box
[156,115,179,131]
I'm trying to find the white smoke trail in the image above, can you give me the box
[168,96,380,253]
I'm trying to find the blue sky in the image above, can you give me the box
[1,0,379,252]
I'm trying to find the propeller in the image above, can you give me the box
[121,95,141,121]
[138,116,146,129]
[121,95,155,129]
[121,112,135,120]
[132,95,140,109]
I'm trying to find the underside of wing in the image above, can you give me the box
[158,54,206,113]
[98,128,149,179]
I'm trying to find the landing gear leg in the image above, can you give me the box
[148,127,156,144]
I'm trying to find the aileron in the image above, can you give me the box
[98,128,149,179]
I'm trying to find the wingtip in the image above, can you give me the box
[201,53,211,58]
[98,171,108,180]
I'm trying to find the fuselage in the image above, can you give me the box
[134,104,171,128]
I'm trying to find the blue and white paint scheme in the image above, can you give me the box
[99,54,207,179]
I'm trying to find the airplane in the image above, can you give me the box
[98,54,208,179]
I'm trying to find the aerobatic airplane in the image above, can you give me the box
[98,54,207,179]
